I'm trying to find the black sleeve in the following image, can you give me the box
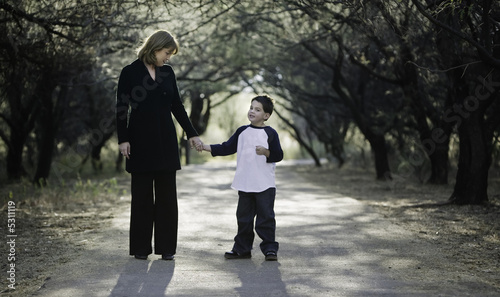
[265,127,284,163]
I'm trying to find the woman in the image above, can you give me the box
[116,30,202,260]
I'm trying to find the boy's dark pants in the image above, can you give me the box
[233,187,279,255]
[130,171,178,256]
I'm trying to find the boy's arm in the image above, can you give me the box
[266,128,284,163]
[204,126,246,157]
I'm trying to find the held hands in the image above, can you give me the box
[193,138,210,152]
[190,137,212,152]
[189,136,204,152]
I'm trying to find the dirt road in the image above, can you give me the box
[27,161,500,296]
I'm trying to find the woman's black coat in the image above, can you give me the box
[116,60,198,173]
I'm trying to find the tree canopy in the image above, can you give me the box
[1,0,499,205]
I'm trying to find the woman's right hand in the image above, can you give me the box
[119,142,131,159]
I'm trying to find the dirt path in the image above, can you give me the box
[3,161,500,296]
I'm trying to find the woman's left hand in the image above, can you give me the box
[189,136,203,152]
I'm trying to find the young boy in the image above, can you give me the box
[201,95,284,261]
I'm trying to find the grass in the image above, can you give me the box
[0,169,128,213]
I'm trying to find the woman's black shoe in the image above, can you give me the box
[134,255,148,260]
[162,254,175,260]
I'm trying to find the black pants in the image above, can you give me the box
[130,171,177,256]
[233,188,279,255]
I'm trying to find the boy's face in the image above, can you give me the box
[248,100,270,126]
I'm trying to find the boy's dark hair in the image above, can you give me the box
[252,95,274,115]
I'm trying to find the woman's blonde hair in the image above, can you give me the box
[137,30,179,65]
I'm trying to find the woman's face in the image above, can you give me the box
[154,47,174,66]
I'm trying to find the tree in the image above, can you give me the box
[412,0,500,204]
[0,1,115,182]
[346,1,454,184]
[0,0,182,183]
[238,1,400,178]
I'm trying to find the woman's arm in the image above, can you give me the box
[116,67,132,144]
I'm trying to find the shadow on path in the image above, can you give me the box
[110,259,174,296]
[226,260,288,297]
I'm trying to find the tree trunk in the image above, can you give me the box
[115,152,124,172]
[33,105,56,185]
[410,102,451,185]
[32,84,65,185]
[274,109,322,167]
[329,46,392,180]
[180,137,190,165]
[427,141,450,184]
[91,144,103,172]
[90,131,114,172]
[398,41,451,184]
[366,132,391,180]
[449,115,491,204]
[3,73,40,181]
[6,131,28,180]
[189,91,210,135]
[7,140,26,180]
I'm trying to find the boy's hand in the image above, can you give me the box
[255,146,270,157]
[202,144,211,152]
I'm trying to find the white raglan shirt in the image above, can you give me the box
[210,125,283,193]
[231,127,276,192]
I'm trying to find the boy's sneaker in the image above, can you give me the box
[224,250,251,259]
[265,251,278,261]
